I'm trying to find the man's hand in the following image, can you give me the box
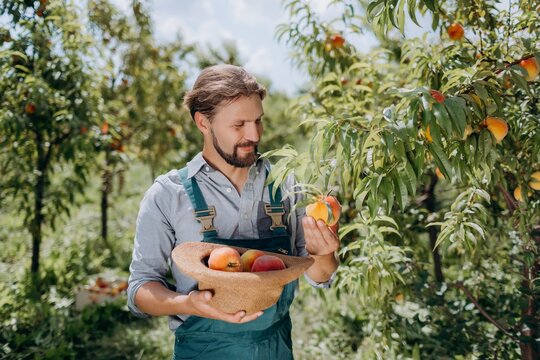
[186,290,263,323]
[302,216,340,256]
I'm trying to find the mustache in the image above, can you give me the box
[235,141,258,148]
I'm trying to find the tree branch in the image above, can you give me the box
[497,184,517,214]
[452,281,518,341]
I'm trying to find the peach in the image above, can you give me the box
[25,102,36,114]
[430,90,445,104]
[240,249,265,272]
[529,171,540,191]
[306,195,341,226]
[425,125,433,143]
[435,167,445,180]
[519,57,539,81]
[329,33,345,48]
[447,23,464,41]
[514,186,522,202]
[482,116,508,144]
[208,246,242,272]
[251,255,286,272]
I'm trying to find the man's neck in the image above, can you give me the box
[201,148,252,194]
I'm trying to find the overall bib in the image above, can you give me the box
[173,167,296,360]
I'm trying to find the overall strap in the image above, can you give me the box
[265,170,287,236]
[178,167,218,239]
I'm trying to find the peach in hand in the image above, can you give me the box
[251,255,286,272]
[240,249,265,272]
[208,246,242,272]
[306,195,342,226]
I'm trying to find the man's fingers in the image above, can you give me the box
[239,311,264,323]
[189,291,263,323]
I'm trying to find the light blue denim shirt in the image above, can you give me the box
[128,152,335,331]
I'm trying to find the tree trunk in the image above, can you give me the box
[30,135,48,277]
[519,227,540,360]
[424,173,444,282]
[30,168,45,275]
[101,155,113,250]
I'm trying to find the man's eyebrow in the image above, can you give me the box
[234,113,265,122]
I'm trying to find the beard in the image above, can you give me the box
[211,129,259,168]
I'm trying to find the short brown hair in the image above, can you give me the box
[183,64,267,121]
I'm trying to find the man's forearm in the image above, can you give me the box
[305,252,338,283]
[134,281,190,316]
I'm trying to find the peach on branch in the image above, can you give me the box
[328,33,345,49]
[208,246,242,272]
[482,116,508,144]
[251,255,286,272]
[447,23,464,41]
[519,57,539,81]
[430,90,445,104]
[529,171,540,191]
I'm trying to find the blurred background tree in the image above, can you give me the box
[0,0,99,285]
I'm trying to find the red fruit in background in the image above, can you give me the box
[25,102,36,114]
[447,23,464,41]
[101,121,109,134]
[240,249,265,272]
[251,255,286,272]
[430,90,445,104]
[95,277,109,289]
[329,33,345,48]
[208,246,242,272]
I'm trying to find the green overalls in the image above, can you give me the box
[173,167,296,360]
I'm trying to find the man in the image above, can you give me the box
[128,64,339,359]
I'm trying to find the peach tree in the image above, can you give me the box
[0,0,99,283]
[269,0,540,358]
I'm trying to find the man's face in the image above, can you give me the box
[208,95,264,168]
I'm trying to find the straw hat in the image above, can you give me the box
[172,242,314,315]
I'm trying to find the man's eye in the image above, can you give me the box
[233,124,243,128]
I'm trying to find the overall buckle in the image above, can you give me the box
[194,206,216,233]
[264,203,286,231]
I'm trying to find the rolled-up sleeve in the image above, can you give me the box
[128,180,176,317]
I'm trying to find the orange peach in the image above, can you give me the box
[514,186,528,202]
[425,125,433,143]
[447,23,464,41]
[251,255,286,272]
[519,57,539,81]
[240,249,265,272]
[529,171,540,191]
[482,116,508,144]
[208,246,242,272]
[306,195,341,226]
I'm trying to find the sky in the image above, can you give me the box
[110,0,383,96]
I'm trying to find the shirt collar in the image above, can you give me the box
[186,152,270,179]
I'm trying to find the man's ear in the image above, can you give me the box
[194,112,211,134]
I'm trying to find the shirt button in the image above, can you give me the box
[243,214,249,219]
[226,188,232,193]
[205,166,210,171]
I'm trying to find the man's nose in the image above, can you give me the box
[244,123,260,142]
